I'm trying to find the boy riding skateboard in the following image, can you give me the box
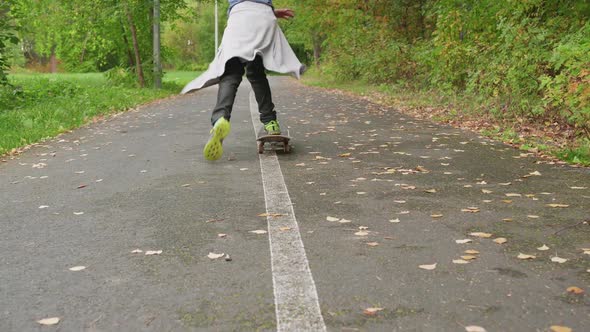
[181,0,305,160]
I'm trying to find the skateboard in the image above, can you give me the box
[256,127,292,154]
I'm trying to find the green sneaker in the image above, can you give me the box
[203,118,231,161]
[264,120,281,135]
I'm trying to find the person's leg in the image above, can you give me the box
[245,55,276,125]
[211,57,245,125]
[204,58,244,161]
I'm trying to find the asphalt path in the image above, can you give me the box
[1,77,589,331]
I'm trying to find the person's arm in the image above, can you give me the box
[274,8,295,19]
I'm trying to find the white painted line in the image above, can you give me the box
[250,91,326,332]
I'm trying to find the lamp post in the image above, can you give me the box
[214,0,219,51]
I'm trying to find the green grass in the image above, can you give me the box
[0,71,200,155]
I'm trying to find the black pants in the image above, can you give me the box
[211,56,276,125]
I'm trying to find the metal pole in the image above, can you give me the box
[153,0,162,89]
[214,0,219,51]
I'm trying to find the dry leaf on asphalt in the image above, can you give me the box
[464,250,480,254]
[470,232,492,238]
[419,263,437,270]
[389,218,401,223]
[546,204,569,208]
[456,239,473,244]
[431,214,443,218]
[551,256,568,263]
[355,231,369,236]
[258,213,285,218]
[279,227,292,231]
[131,249,143,254]
[339,219,352,223]
[550,326,572,332]
[465,326,486,332]
[363,307,384,316]
[481,189,493,194]
[527,215,540,219]
[461,255,478,261]
[326,216,340,222]
[453,259,470,264]
[145,250,162,256]
[537,244,550,251]
[37,317,60,326]
[250,230,268,235]
[207,252,225,260]
[425,189,437,193]
[517,253,536,260]
[493,238,508,244]
[218,234,227,238]
[68,266,86,271]
[461,207,480,213]
[566,286,584,294]
[367,242,379,247]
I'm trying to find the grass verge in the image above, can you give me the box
[0,71,198,156]
[301,68,590,167]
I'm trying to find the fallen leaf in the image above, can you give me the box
[465,326,486,332]
[517,253,536,260]
[218,233,227,238]
[550,326,572,332]
[363,307,384,316]
[431,214,443,218]
[131,249,143,254]
[546,204,569,208]
[502,218,513,222]
[326,216,340,222]
[529,171,542,176]
[470,232,492,238]
[453,259,470,264]
[455,239,473,244]
[551,256,568,264]
[145,250,162,256]
[462,207,480,213]
[39,205,49,209]
[355,231,369,236]
[505,193,521,197]
[68,266,86,271]
[367,242,379,247]
[570,186,587,190]
[339,219,352,223]
[207,252,225,259]
[566,286,584,294]
[389,218,401,223]
[537,244,550,251]
[464,250,480,254]
[461,255,478,261]
[527,215,540,219]
[425,189,437,193]
[419,263,437,270]
[481,189,493,194]
[279,227,292,231]
[37,317,60,326]
[493,238,507,244]
[339,153,351,157]
[250,230,268,235]
[359,226,369,230]
[73,212,84,215]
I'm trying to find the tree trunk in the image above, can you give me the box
[312,33,322,69]
[126,6,145,87]
[49,45,57,73]
[120,20,134,67]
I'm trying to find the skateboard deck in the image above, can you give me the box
[256,127,292,154]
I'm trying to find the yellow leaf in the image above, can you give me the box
[464,250,480,254]
[566,286,584,294]
[517,253,536,260]
[546,204,569,208]
[470,232,492,238]
[493,237,507,244]
[419,263,437,270]
[461,255,478,260]
[550,326,572,332]
[37,317,60,326]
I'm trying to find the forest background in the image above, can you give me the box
[0,0,589,164]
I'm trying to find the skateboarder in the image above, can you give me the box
[181,0,305,161]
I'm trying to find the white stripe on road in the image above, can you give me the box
[249,91,326,332]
